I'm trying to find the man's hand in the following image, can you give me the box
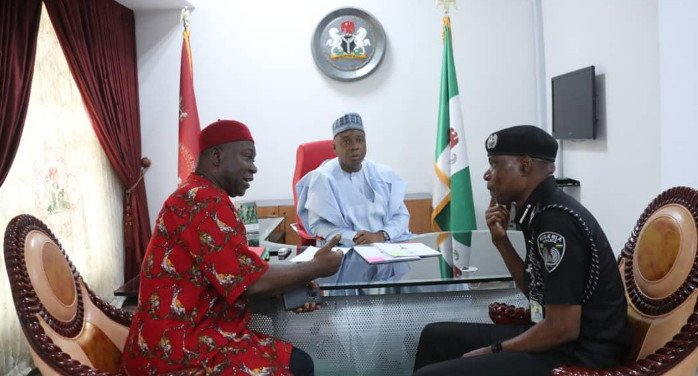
[353,230,384,245]
[293,301,320,313]
[461,346,491,358]
[293,281,322,313]
[312,235,343,277]
[485,198,510,243]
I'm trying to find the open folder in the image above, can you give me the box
[289,243,440,264]
[352,245,420,264]
[355,243,441,264]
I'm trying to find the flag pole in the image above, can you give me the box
[432,0,477,278]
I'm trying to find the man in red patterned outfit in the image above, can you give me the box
[121,120,343,376]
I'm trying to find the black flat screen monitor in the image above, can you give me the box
[551,66,596,139]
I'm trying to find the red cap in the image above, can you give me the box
[199,119,254,154]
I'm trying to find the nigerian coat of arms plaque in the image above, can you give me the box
[311,7,386,81]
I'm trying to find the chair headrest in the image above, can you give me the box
[621,186,698,316]
[24,229,79,322]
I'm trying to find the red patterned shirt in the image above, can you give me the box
[121,174,292,375]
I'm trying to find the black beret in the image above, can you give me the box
[485,125,558,162]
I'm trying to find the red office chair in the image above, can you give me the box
[291,140,336,246]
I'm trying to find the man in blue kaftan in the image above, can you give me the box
[296,112,412,247]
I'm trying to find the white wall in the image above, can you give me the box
[135,0,539,228]
[659,1,698,190]
[541,0,661,251]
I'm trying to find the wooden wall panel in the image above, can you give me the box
[278,205,300,246]
[256,206,278,218]
[405,199,433,234]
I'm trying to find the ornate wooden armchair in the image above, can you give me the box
[489,187,698,375]
[3,214,203,375]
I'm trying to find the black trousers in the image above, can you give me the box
[289,346,314,376]
[412,322,579,376]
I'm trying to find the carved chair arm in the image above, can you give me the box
[488,302,532,325]
[551,316,698,375]
[551,365,637,375]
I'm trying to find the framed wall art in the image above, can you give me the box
[311,7,387,81]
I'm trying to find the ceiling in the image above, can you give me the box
[115,0,195,11]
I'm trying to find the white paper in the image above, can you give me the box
[289,246,352,263]
[371,242,441,258]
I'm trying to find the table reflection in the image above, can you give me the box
[317,249,411,285]
[270,230,527,290]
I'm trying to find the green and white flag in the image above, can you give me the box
[432,16,477,276]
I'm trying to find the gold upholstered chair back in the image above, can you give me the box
[3,214,131,374]
[614,187,698,374]
[4,214,204,376]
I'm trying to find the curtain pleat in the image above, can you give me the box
[0,0,42,187]
[43,0,150,281]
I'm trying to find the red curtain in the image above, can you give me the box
[43,0,150,282]
[0,0,42,187]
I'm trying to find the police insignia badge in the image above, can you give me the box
[537,232,566,272]
[486,133,498,150]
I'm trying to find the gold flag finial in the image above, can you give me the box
[180,7,191,32]
[436,0,457,14]
[441,15,451,42]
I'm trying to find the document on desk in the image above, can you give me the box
[353,245,420,264]
[288,246,352,263]
[289,243,439,264]
[372,242,441,258]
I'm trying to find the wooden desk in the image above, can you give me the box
[113,274,139,298]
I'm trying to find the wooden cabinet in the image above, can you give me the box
[404,192,432,235]
[255,193,432,246]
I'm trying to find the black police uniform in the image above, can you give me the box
[412,177,630,376]
[518,176,630,365]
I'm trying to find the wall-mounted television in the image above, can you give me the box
[551,66,596,140]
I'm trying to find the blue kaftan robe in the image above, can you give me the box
[296,158,412,246]
[296,158,412,284]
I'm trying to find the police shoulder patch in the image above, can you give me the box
[537,231,566,272]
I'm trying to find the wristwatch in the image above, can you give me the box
[490,341,503,353]
[380,230,390,241]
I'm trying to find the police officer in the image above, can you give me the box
[412,125,630,375]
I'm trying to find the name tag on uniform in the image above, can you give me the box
[530,300,544,323]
